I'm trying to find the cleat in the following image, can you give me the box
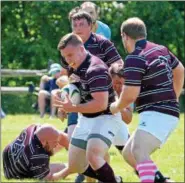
[164,178,175,182]
[115,175,123,183]
[98,175,123,183]
[74,174,85,183]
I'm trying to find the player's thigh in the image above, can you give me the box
[70,114,93,150]
[131,129,161,158]
[122,130,137,168]
[87,138,110,159]
[112,121,130,148]
[87,113,123,156]
[68,144,87,173]
[136,111,179,150]
[67,124,76,141]
[89,113,123,145]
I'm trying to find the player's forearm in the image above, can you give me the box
[117,94,134,111]
[173,62,184,99]
[73,100,108,113]
[50,166,70,181]
[44,164,67,181]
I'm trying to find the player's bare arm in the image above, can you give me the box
[54,91,108,114]
[172,62,184,99]
[110,85,140,114]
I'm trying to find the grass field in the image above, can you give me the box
[1,113,184,182]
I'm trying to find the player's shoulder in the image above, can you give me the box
[92,32,109,44]
[87,55,108,74]
[146,41,167,52]
[90,54,106,67]
[124,52,147,69]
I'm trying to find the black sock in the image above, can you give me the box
[82,165,98,179]
[135,169,139,176]
[115,145,124,152]
[95,162,117,183]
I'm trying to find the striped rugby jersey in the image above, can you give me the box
[61,32,122,70]
[3,124,50,179]
[123,39,180,118]
[73,53,115,118]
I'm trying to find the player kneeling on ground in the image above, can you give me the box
[2,123,68,181]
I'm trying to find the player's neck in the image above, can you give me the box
[83,32,92,43]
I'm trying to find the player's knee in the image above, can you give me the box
[131,143,148,162]
[122,145,130,159]
[87,148,96,161]
[67,163,78,173]
[68,161,86,174]
[87,146,102,165]
[87,153,97,166]
[131,143,140,157]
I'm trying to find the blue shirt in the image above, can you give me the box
[96,20,111,40]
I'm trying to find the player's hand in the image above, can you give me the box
[69,74,80,82]
[54,95,75,113]
[110,102,120,114]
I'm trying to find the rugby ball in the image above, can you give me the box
[60,83,81,105]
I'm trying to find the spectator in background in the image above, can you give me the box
[38,63,61,118]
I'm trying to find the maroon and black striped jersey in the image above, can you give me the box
[3,124,50,179]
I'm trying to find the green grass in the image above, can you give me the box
[1,113,184,182]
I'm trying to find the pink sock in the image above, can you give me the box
[136,160,157,183]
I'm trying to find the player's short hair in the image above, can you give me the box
[109,64,124,78]
[80,1,99,14]
[121,17,147,39]
[57,33,83,50]
[70,10,93,25]
[68,6,81,21]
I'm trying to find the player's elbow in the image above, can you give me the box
[173,62,185,79]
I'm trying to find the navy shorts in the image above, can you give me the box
[67,112,78,126]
